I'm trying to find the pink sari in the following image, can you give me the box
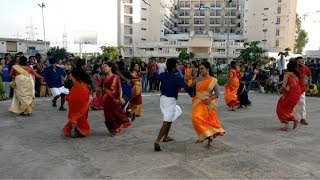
[90,74,103,110]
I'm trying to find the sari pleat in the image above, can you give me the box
[90,74,103,110]
[191,77,225,141]
[62,81,90,137]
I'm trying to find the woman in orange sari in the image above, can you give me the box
[102,62,131,136]
[191,62,225,148]
[276,60,301,131]
[224,61,240,111]
[184,63,193,86]
[129,62,142,121]
[62,62,91,138]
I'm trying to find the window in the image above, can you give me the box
[276,29,280,36]
[275,39,279,46]
[278,0,282,2]
[141,8,147,10]
[28,46,36,50]
[141,28,147,30]
[277,7,281,14]
[263,18,268,21]
[6,41,17,52]
[141,18,147,21]
[141,38,146,41]
[276,17,280,24]
[264,8,269,10]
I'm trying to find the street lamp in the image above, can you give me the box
[226,0,232,63]
[38,3,47,53]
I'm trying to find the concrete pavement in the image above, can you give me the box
[0,91,320,179]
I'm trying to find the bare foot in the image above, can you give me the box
[293,120,298,129]
[281,123,289,131]
[195,140,204,144]
[163,136,174,142]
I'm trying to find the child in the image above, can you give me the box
[306,84,318,96]
[153,58,193,151]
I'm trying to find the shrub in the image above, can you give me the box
[217,77,228,86]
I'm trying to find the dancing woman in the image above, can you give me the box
[184,63,193,86]
[191,62,225,148]
[9,56,43,116]
[62,65,91,138]
[102,62,131,136]
[237,65,251,107]
[224,61,240,111]
[276,60,301,131]
[129,62,142,120]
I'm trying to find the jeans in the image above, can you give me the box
[141,74,147,93]
[3,82,10,98]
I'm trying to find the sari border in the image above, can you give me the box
[198,128,225,141]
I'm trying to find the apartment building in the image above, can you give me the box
[117,0,297,63]
[242,0,297,53]
[0,38,49,57]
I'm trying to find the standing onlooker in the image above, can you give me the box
[309,60,318,84]
[0,58,7,100]
[1,58,11,99]
[157,57,167,74]
[56,59,65,69]
[294,57,312,125]
[276,58,284,74]
[140,62,148,93]
[147,58,157,93]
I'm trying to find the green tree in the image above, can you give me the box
[48,46,68,59]
[239,41,266,64]
[294,14,309,54]
[178,50,195,62]
[100,46,123,60]
[278,47,291,61]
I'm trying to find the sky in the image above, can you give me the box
[0,0,319,53]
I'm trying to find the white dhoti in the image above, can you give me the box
[294,92,306,120]
[50,86,69,97]
[160,95,182,122]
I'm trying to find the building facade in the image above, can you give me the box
[0,38,49,57]
[117,0,297,64]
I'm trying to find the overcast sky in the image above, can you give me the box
[0,0,319,53]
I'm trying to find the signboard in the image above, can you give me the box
[74,31,97,45]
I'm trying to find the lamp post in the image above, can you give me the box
[38,3,47,53]
[226,0,232,63]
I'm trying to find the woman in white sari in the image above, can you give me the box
[9,56,43,116]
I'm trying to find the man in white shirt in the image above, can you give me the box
[276,59,284,73]
[157,57,167,74]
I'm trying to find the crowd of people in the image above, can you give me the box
[1,51,315,151]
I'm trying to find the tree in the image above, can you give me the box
[239,41,266,65]
[100,46,123,60]
[48,46,68,60]
[178,50,195,62]
[278,47,291,61]
[294,14,309,54]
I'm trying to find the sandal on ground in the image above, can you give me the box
[300,120,308,125]
[154,143,161,151]
[162,136,174,142]
[59,107,67,111]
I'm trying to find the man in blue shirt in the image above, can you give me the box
[42,58,69,111]
[1,58,11,98]
[153,58,193,151]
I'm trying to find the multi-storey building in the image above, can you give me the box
[242,0,297,53]
[117,0,297,64]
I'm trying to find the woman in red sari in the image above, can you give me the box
[276,60,301,131]
[62,60,91,138]
[129,62,142,121]
[90,65,103,110]
[224,61,240,111]
[102,62,131,136]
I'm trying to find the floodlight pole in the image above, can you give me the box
[38,3,47,53]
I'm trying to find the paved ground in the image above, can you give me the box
[1,90,320,179]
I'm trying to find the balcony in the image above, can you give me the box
[144,50,179,57]
[226,4,238,9]
[210,5,222,9]
[123,0,133,5]
[213,42,244,48]
[178,22,190,26]
[193,22,205,26]
[209,51,240,58]
[209,23,221,27]
[178,13,190,18]
[179,4,191,10]
[210,13,221,17]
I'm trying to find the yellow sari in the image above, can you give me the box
[130,72,142,116]
[184,68,193,86]
[9,65,34,114]
[191,77,225,141]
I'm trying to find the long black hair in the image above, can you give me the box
[166,58,178,73]
[287,60,300,78]
[230,61,236,69]
[70,67,91,85]
[200,61,214,77]
[105,61,117,74]
[91,64,101,75]
[130,61,139,72]
[191,61,198,68]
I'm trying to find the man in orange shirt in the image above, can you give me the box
[294,57,312,125]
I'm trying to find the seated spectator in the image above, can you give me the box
[266,70,279,93]
[257,70,269,93]
[306,84,318,96]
